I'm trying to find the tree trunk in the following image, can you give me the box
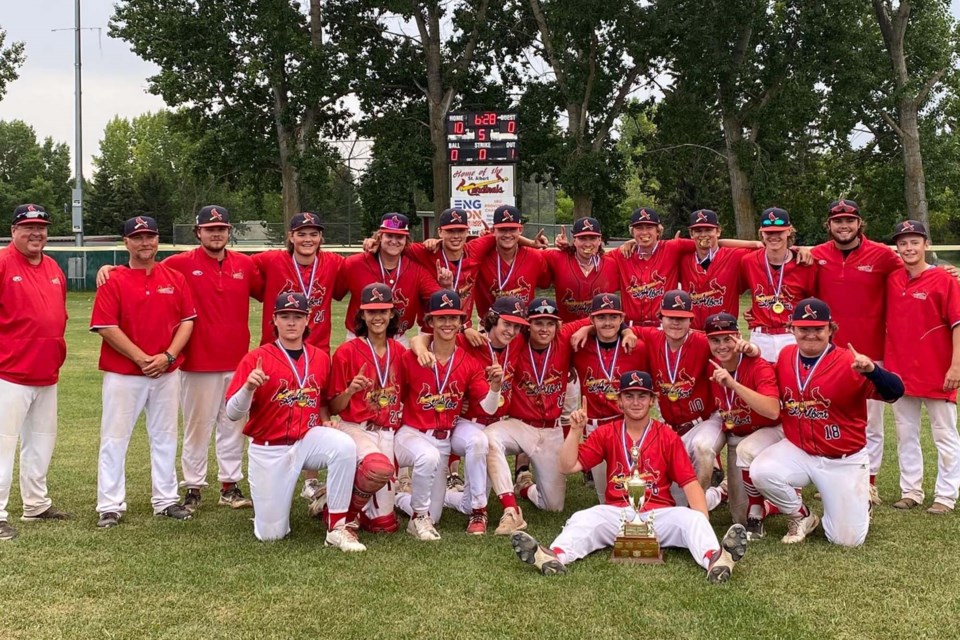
[571,192,592,220]
[277,130,300,225]
[431,113,450,216]
[898,100,928,224]
[721,111,757,240]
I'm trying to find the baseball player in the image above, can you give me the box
[545,217,618,322]
[811,200,903,505]
[224,292,364,550]
[704,312,781,539]
[884,220,960,514]
[326,283,406,533]
[509,370,748,583]
[486,297,590,534]
[335,213,444,345]
[0,204,71,541]
[571,293,649,501]
[750,298,904,546]
[393,290,503,540]
[91,216,197,528]
[740,208,816,362]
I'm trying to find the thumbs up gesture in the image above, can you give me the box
[848,343,875,373]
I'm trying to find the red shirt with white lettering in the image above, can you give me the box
[885,267,960,401]
[634,328,713,426]
[90,263,197,375]
[399,346,490,432]
[227,343,331,442]
[334,252,440,338]
[163,248,263,372]
[405,241,482,329]
[542,249,619,322]
[812,238,901,360]
[709,355,780,437]
[573,336,649,420]
[252,249,344,353]
[328,337,407,429]
[740,250,816,330]
[607,239,695,326]
[0,247,68,386]
[510,320,589,424]
[776,344,887,457]
[679,247,751,329]
[577,418,697,508]
[472,235,548,317]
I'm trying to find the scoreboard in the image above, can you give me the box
[445,111,518,164]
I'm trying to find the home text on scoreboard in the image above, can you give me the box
[446,111,518,164]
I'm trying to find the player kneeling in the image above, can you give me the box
[510,371,747,583]
[225,293,364,551]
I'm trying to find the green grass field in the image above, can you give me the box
[0,293,955,640]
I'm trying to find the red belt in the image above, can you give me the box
[672,417,706,437]
[474,416,498,426]
[752,326,790,335]
[426,429,451,440]
[528,418,559,429]
[251,436,299,447]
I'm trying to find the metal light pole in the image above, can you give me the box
[71,0,84,246]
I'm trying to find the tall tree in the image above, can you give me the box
[0,120,72,235]
[111,0,352,224]
[0,28,25,102]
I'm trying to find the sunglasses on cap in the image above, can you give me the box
[761,218,787,227]
[830,201,858,215]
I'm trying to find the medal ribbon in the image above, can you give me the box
[794,346,830,395]
[378,254,403,292]
[664,335,687,386]
[487,341,509,368]
[696,246,718,269]
[595,336,621,388]
[722,354,742,413]
[442,251,462,291]
[763,254,786,304]
[365,338,391,390]
[621,422,652,473]
[635,240,659,261]
[291,253,318,297]
[496,253,517,291]
[528,343,552,391]
[432,345,457,398]
[275,340,310,390]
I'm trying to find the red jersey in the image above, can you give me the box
[405,241,482,328]
[709,355,780,437]
[328,337,406,429]
[456,333,522,422]
[0,247,67,386]
[227,343,331,442]
[334,252,440,337]
[90,263,197,376]
[812,238,901,360]
[776,344,887,457]
[163,248,263,372]
[542,249,619,322]
[252,249,344,353]
[635,328,713,426]
[509,320,589,424]
[608,239,695,325]
[885,267,960,401]
[399,346,490,432]
[573,336,649,419]
[577,418,697,508]
[740,250,816,330]
[472,235,548,317]
[679,247,750,329]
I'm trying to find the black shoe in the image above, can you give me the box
[0,520,18,540]
[711,467,725,488]
[156,504,193,521]
[183,489,202,513]
[745,516,765,541]
[446,473,464,491]
[21,505,72,522]
[97,512,121,529]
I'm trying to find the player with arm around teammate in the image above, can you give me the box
[509,370,748,583]
[750,298,904,546]
[225,293,364,551]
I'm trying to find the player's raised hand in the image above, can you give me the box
[423,238,441,253]
[348,364,373,395]
[554,225,568,248]
[568,407,588,432]
[95,264,115,288]
[533,228,548,249]
[733,336,760,357]
[479,218,491,237]
[944,364,960,391]
[362,237,379,254]
[848,343,875,373]
[709,359,735,388]
[245,356,270,390]
[485,363,504,388]
[436,260,454,287]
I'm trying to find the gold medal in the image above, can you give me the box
[498,395,505,408]
[297,397,308,408]
[772,301,785,314]
[435,404,446,413]
[667,389,679,402]
[724,419,735,431]
[605,390,617,401]
[378,394,390,408]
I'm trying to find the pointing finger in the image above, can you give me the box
[709,359,724,370]
[359,363,369,377]
[256,356,263,370]
[847,343,860,356]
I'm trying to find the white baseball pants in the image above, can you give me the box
[585,419,608,503]
[247,426,356,541]
[394,425,451,523]
[96,372,181,515]
[443,418,489,514]
[485,418,566,511]
[750,330,796,364]
[0,379,58,522]
[751,439,870,547]
[179,371,245,489]
[561,376,580,424]
[338,421,396,519]
[550,504,719,569]
[736,425,784,469]
[892,396,960,509]
[865,399,885,477]
[681,412,725,487]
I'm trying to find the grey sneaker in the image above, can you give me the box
[96,512,121,529]
[156,504,193,521]
[183,489,202,513]
[0,520,18,540]
[218,487,253,509]
[21,505,72,522]
[708,524,748,584]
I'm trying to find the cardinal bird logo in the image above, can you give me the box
[695,211,710,224]
[302,212,316,224]
[440,293,454,308]
[209,208,224,221]
[629,372,645,387]
[533,299,556,315]
[582,219,595,231]
[672,295,685,310]
[450,211,464,224]
[513,301,525,315]
[370,288,386,302]
[900,221,916,233]
[767,211,778,223]
[134,216,149,230]
[600,295,616,310]
[501,210,515,222]
[284,294,300,308]
[26,204,37,212]
[801,304,817,320]
[637,209,652,221]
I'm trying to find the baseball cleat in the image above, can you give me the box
[156,504,193,521]
[20,505,72,522]
[707,524,747,584]
[745,516,765,541]
[510,531,566,575]
[407,514,441,541]
[892,497,920,510]
[307,485,328,520]
[513,470,534,497]
[868,484,882,506]
[300,478,322,501]
[711,467,725,488]
[782,512,819,544]
[0,520,18,540]
[218,487,253,509]
[466,508,488,535]
[395,474,412,495]
[96,512,121,529]
[325,522,366,553]
[927,502,952,515]
[183,489,202,513]
[495,506,528,536]
[446,473,464,491]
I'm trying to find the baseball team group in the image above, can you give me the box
[2,198,958,585]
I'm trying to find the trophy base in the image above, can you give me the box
[610,534,664,565]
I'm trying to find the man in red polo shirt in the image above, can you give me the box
[0,204,71,541]
[91,216,197,528]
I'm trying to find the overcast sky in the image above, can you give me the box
[1,1,959,178]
